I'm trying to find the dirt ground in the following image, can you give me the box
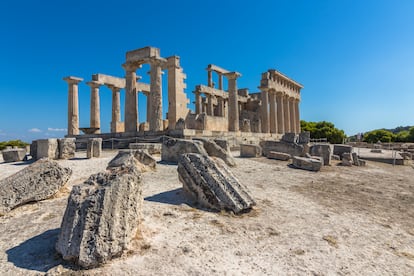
[0,150,413,275]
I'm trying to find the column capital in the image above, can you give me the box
[148,57,167,66]
[122,62,141,72]
[224,71,241,79]
[86,81,103,88]
[275,91,284,96]
[63,76,83,84]
[107,84,122,92]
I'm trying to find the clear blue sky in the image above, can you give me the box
[1,0,413,142]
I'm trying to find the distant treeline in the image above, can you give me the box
[300,120,346,144]
[0,140,29,150]
[349,126,414,143]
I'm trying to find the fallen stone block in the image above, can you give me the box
[370,149,382,153]
[0,159,72,214]
[129,143,161,155]
[281,133,297,143]
[310,144,333,165]
[55,164,143,268]
[341,152,353,166]
[298,132,310,144]
[240,144,262,157]
[87,138,102,158]
[58,138,76,159]
[267,151,291,161]
[332,154,340,160]
[213,139,230,152]
[30,141,37,160]
[36,139,59,160]
[194,138,236,167]
[1,148,26,163]
[333,144,353,159]
[260,140,306,157]
[292,156,322,172]
[310,156,324,166]
[108,150,156,171]
[178,153,255,214]
[161,138,207,163]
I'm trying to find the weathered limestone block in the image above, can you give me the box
[240,144,262,158]
[341,152,353,166]
[129,143,161,155]
[332,154,340,160]
[370,149,382,153]
[310,144,333,165]
[260,140,306,157]
[161,138,207,163]
[267,151,291,161]
[292,156,322,172]
[108,150,156,171]
[298,132,310,144]
[281,133,297,143]
[214,139,230,152]
[30,141,37,160]
[55,165,143,268]
[177,153,255,214]
[310,156,324,165]
[333,144,353,159]
[175,118,186,130]
[0,159,72,214]
[1,148,26,163]
[139,122,149,132]
[58,138,76,159]
[193,138,236,167]
[37,139,59,159]
[87,138,102,158]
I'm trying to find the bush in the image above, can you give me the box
[363,129,395,143]
[300,120,346,144]
[0,140,29,151]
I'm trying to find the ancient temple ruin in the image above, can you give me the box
[63,46,303,145]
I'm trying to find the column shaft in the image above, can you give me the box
[261,89,269,133]
[295,99,301,133]
[149,61,163,131]
[110,87,121,133]
[276,92,284,134]
[64,77,82,136]
[218,74,223,90]
[124,66,138,132]
[269,92,277,133]
[208,70,213,87]
[87,81,101,133]
[207,95,214,115]
[289,98,296,133]
[227,73,240,131]
[195,92,202,114]
[283,95,291,132]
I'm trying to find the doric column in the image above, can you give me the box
[86,81,102,133]
[195,92,202,114]
[207,94,214,116]
[261,89,269,133]
[225,72,241,131]
[123,63,138,132]
[269,91,277,133]
[295,98,301,133]
[109,85,121,133]
[217,96,224,117]
[218,73,223,90]
[207,70,213,87]
[276,92,284,134]
[149,58,164,132]
[283,95,291,132]
[63,76,83,136]
[289,97,296,133]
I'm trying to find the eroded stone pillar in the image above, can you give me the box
[289,97,296,133]
[86,81,102,133]
[207,95,214,116]
[295,98,301,133]
[123,63,138,132]
[63,76,83,136]
[276,92,284,134]
[283,95,291,132]
[261,89,269,133]
[109,85,121,133]
[217,96,224,117]
[269,91,277,133]
[226,72,241,131]
[149,59,164,132]
[195,92,202,114]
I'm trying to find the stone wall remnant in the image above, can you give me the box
[292,156,322,171]
[86,138,102,158]
[240,144,262,157]
[1,148,26,163]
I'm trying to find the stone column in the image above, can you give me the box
[109,85,121,133]
[195,92,202,114]
[63,76,83,136]
[261,89,269,133]
[207,94,214,116]
[289,97,296,133]
[269,91,277,133]
[218,73,223,90]
[86,81,102,133]
[123,63,138,132]
[225,72,241,132]
[208,70,213,87]
[295,98,301,133]
[276,92,284,134]
[149,58,164,132]
[283,95,291,132]
[217,96,224,117]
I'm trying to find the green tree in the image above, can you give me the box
[0,140,29,150]
[408,127,414,142]
[363,129,395,143]
[395,130,409,142]
[300,120,346,144]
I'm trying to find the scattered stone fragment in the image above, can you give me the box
[161,138,207,163]
[341,152,353,166]
[292,156,322,172]
[107,150,156,171]
[260,140,306,157]
[281,133,298,143]
[310,144,333,165]
[129,143,162,155]
[240,144,262,157]
[298,132,310,144]
[55,164,143,268]
[1,148,26,163]
[86,138,102,158]
[193,138,236,167]
[36,139,59,160]
[177,153,255,214]
[0,159,72,214]
[58,138,76,159]
[267,151,291,161]
[333,144,353,159]
[213,139,231,152]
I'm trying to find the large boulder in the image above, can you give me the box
[267,151,291,161]
[310,144,333,165]
[193,138,236,167]
[260,140,306,157]
[36,139,59,160]
[58,138,76,159]
[240,144,262,157]
[1,148,26,163]
[281,133,297,143]
[55,164,143,268]
[298,132,311,144]
[333,144,353,159]
[214,139,230,152]
[292,156,322,172]
[107,150,156,171]
[161,138,207,163]
[0,159,72,214]
[86,138,102,158]
[178,153,255,214]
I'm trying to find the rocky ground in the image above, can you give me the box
[0,150,413,275]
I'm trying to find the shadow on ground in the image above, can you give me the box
[6,228,63,272]
[145,188,190,206]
